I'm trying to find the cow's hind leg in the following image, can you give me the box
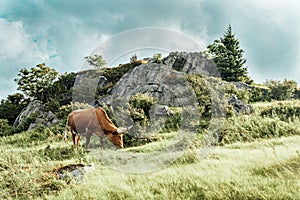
[71,129,81,146]
[85,130,93,148]
[71,131,76,145]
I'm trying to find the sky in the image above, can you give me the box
[0,0,299,99]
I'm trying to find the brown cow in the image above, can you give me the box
[64,107,131,148]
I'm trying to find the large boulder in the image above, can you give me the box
[14,100,59,130]
[14,100,44,127]
[106,63,197,107]
[73,70,109,105]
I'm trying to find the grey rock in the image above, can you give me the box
[73,71,109,105]
[57,163,95,182]
[14,100,59,130]
[163,51,219,76]
[109,63,198,107]
[228,95,254,115]
[13,100,44,127]
[150,105,172,118]
[230,82,255,90]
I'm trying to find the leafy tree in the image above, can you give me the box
[46,72,76,112]
[206,25,252,83]
[265,79,297,100]
[0,93,29,125]
[85,54,107,69]
[152,53,163,63]
[14,63,58,102]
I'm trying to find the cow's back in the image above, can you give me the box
[68,107,118,134]
[69,108,95,133]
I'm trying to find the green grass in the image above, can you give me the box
[42,136,300,200]
[1,134,299,199]
[1,100,300,199]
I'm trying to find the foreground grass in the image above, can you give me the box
[1,134,298,199]
[43,136,300,200]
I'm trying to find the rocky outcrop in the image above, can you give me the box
[14,100,44,127]
[163,51,219,77]
[14,100,59,130]
[106,63,197,107]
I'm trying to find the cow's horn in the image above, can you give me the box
[117,125,133,134]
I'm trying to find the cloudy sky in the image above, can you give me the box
[0,0,299,99]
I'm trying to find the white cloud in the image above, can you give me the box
[0,18,50,62]
[0,19,30,59]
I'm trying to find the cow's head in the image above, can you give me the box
[109,125,133,149]
[109,133,124,148]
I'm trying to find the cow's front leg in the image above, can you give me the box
[99,136,104,149]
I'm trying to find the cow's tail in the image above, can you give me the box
[63,115,69,142]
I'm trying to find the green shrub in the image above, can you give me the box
[225,84,248,103]
[185,74,212,131]
[0,119,13,136]
[39,145,87,161]
[221,115,300,144]
[260,101,300,122]
[152,53,163,63]
[162,107,182,132]
[56,102,92,119]
[129,93,156,126]
[249,87,270,102]
[123,134,158,148]
[264,79,297,101]
[185,74,227,131]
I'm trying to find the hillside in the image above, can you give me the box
[1,52,300,199]
[1,100,300,199]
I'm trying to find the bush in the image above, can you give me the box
[0,93,29,125]
[225,84,250,103]
[162,107,182,132]
[185,74,212,130]
[260,101,300,122]
[220,115,300,144]
[249,87,270,102]
[185,74,227,131]
[56,102,92,119]
[0,119,13,136]
[129,93,156,126]
[264,79,297,100]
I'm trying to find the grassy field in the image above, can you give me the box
[1,101,300,199]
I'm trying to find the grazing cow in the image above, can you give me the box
[64,107,132,148]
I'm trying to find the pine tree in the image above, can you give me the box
[207,25,252,83]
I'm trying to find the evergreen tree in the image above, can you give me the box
[207,25,252,83]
